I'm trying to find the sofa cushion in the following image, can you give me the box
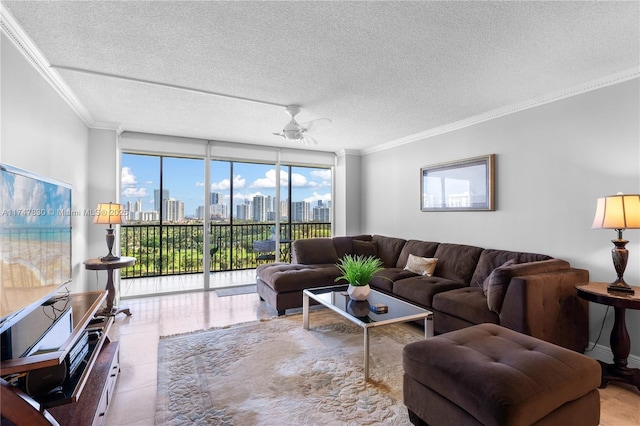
[432,287,499,325]
[433,243,484,285]
[396,240,440,268]
[470,249,553,288]
[352,239,378,257]
[372,235,407,267]
[369,268,417,293]
[393,276,466,308]
[332,236,354,259]
[404,254,438,276]
[292,238,339,264]
[258,263,341,292]
[486,259,571,313]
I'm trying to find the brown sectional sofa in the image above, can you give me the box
[256,234,589,352]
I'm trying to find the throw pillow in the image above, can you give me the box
[482,258,518,296]
[404,254,438,276]
[484,258,518,313]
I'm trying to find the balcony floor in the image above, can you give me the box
[120,269,258,299]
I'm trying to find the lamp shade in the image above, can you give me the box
[592,194,640,230]
[93,203,126,226]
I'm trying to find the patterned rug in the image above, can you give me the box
[155,309,424,425]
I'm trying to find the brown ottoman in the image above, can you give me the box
[403,323,600,426]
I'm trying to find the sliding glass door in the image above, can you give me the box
[118,152,332,295]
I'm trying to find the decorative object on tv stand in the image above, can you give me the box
[592,193,640,294]
[335,254,385,301]
[94,202,126,261]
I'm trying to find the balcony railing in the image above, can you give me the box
[119,222,331,278]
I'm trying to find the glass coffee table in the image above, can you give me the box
[303,284,433,381]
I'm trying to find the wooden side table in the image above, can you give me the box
[576,282,640,390]
[85,256,136,317]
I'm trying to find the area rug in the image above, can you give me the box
[214,284,256,297]
[155,309,423,425]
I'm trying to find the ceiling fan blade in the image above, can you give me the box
[302,134,319,145]
[272,132,285,138]
[300,118,332,132]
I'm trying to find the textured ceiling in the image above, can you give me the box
[3,1,639,153]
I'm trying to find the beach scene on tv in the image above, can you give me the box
[0,166,72,320]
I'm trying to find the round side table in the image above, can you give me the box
[85,256,136,317]
[576,282,640,390]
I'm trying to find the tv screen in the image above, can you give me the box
[0,164,72,333]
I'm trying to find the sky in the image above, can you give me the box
[1,166,71,227]
[120,154,332,217]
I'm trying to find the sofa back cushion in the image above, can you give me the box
[292,238,339,264]
[433,243,484,285]
[470,249,553,288]
[372,235,407,267]
[396,240,440,268]
[352,239,378,257]
[332,236,354,259]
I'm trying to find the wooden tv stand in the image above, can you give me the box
[0,291,120,425]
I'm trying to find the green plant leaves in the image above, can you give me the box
[335,254,384,286]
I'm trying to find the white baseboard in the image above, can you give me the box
[585,342,640,368]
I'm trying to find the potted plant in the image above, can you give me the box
[335,254,385,301]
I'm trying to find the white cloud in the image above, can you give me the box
[311,169,331,180]
[304,192,332,204]
[121,167,151,199]
[252,169,292,189]
[123,187,148,198]
[290,173,308,187]
[121,167,137,186]
[211,175,246,191]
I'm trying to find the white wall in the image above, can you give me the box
[361,78,640,355]
[335,150,362,236]
[84,128,119,291]
[1,33,91,293]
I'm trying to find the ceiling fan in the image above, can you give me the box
[272,105,331,145]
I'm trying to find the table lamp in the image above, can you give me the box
[592,193,640,294]
[94,202,126,261]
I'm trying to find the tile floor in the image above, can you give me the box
[105,272,640,426]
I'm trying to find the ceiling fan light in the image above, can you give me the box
[284,129,301,140]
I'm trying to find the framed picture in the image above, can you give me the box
[421,154,495,211]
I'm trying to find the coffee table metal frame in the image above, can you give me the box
[303,284,432,381]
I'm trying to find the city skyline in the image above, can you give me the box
[120,154,332,220]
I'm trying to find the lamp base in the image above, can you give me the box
[607,281,635,295]
[100,254,120,262]
[608,236,633,294]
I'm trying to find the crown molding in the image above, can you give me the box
[1,5,94,126]
[362,68,640,156]
[335,149,362,157]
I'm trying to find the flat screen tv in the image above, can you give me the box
[0,163,72,334]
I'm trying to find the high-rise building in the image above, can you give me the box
[280,199,289,220]
[236,201,251,220]
[313,200,331,222]
[126,198,144,221]
[210,192,220,205]
[291,201,310,222]
[252,195,267,222]
[154,189,170,213]
[163,198,184,222]
[211,203,228,220]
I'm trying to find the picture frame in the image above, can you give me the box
[421,154,495,211]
